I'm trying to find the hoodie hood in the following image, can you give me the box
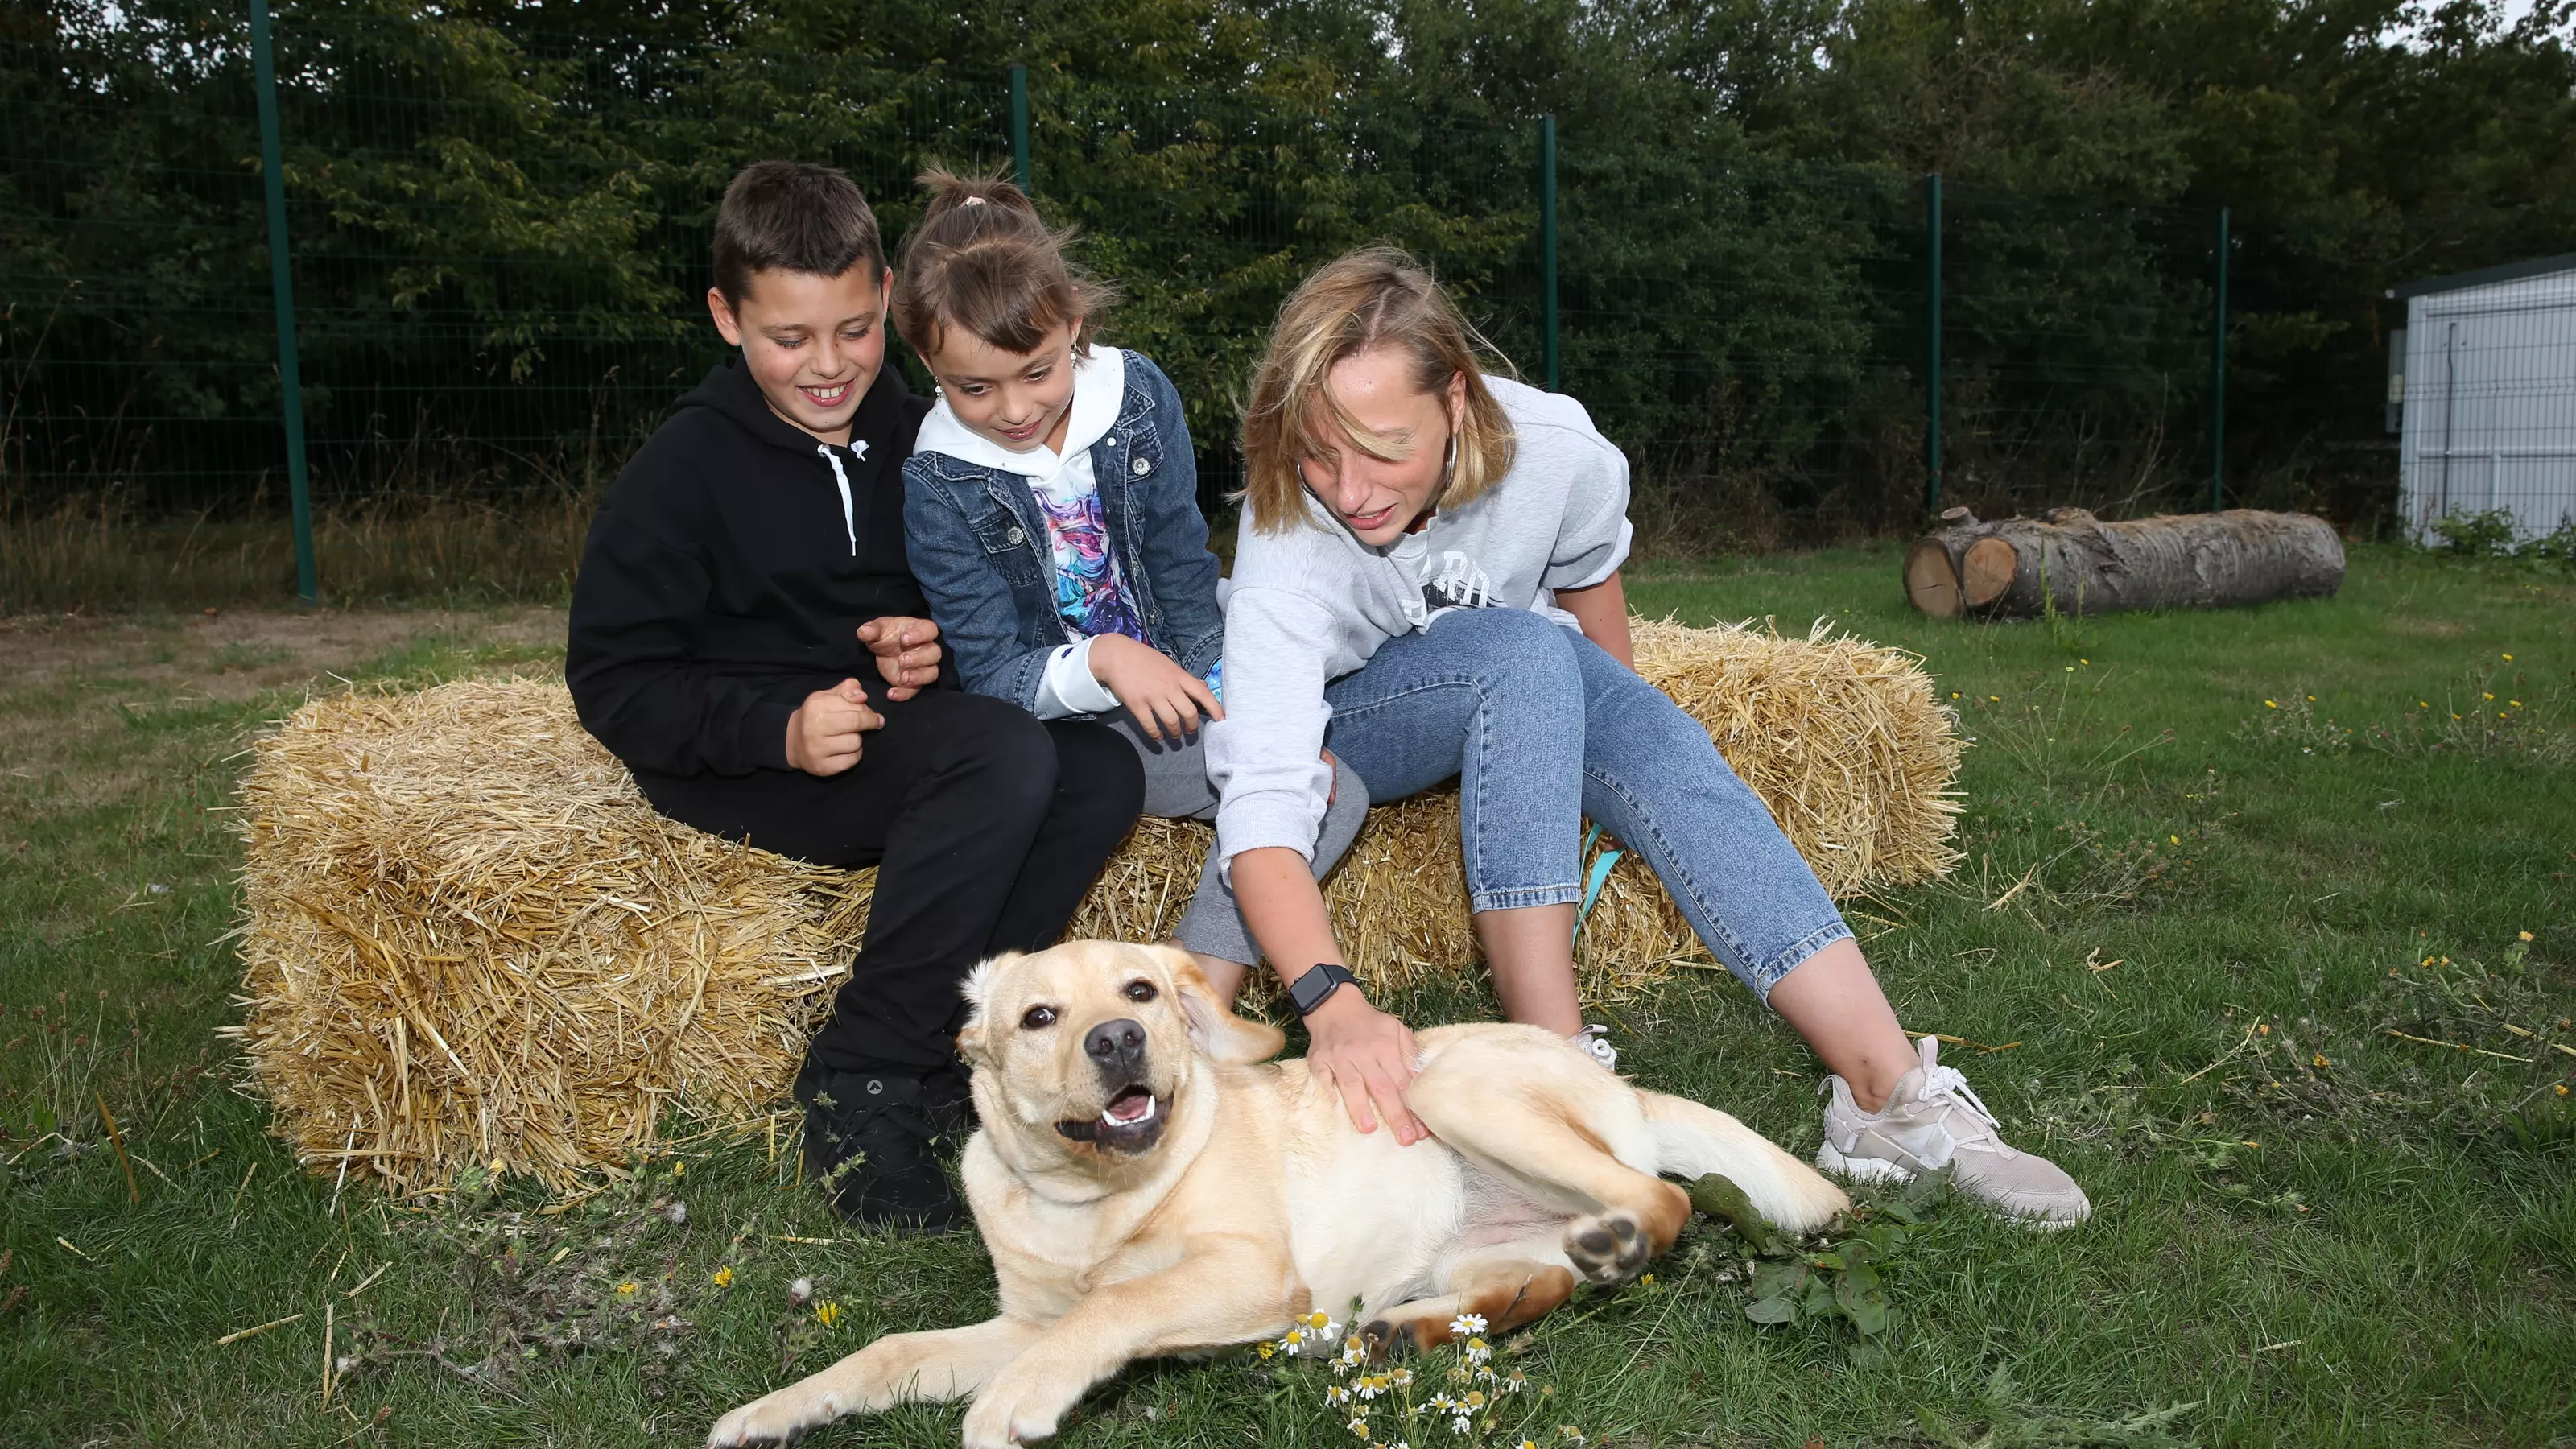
[674,353,919,460]
[917,345,1125,482]
[674,356,920,555]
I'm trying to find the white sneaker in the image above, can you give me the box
[1570,1024,1618,1071]
[1817,1036,2091,1228]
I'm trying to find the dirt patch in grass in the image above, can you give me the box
[0,606,568,799]
[0,606,566,705]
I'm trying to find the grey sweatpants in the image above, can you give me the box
[1104,709,1368,968]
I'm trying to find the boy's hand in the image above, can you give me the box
[857,617,943,700]
[785,679,881,776]
[1089,633,1224,741]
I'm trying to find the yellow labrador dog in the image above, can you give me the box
[708,941,1846,1447]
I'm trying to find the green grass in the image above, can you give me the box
[2,544,2571,1447]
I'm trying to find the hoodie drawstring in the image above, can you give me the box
[816,444,857,557]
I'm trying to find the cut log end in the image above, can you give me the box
[1960,536,2017,608]
[1903,539,1962,618]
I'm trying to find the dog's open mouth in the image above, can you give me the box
[1058,1085,1166,1152]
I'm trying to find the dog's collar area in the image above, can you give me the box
[1055,1085,1165,1153]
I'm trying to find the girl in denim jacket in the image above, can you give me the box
[896,170,1367,977]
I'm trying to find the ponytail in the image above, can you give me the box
[894,166,1117,360]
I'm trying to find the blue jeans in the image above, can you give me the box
[1322,607,1851,1002]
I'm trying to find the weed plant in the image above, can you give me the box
[0,544,2569,1444]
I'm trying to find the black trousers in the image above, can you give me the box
[637,688,1143,1074]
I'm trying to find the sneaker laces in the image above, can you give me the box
[1910,1037,2001,1134]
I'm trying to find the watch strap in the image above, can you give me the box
[1288,962,1359,1018]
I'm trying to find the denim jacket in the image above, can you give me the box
[902,349,1225,714]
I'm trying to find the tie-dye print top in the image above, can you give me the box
[1029,469,1149,646]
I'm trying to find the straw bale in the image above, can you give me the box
[1067,616,1965,997]
[229,678,873,1194]
[231,617,1957,1193]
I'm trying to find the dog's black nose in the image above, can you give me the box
[1084,1018,1146,1071]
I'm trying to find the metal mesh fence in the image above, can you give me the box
[2,9,2241,565]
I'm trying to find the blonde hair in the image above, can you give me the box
[1239,247,1517,534]
[892,166,1117,361]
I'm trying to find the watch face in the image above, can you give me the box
[1292,965,1344,1016]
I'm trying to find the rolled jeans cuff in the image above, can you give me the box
[1748,920,1856,1003]
[1468,881,1583,914]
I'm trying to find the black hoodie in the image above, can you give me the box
[567,357,939,780]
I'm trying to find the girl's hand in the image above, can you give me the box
[1089,633,1225,739]
[857,616,943,700]
[1301,986,1426,1145]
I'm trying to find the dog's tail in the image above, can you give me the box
[1638,1091,1848,1235]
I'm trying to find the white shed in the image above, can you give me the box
[2390,253,2576,543]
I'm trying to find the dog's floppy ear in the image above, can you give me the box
[1163,947,1286,1067]
[953,952,1021,1066]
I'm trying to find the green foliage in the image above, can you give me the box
[2429,508,2520,558]
[9,0,2568,541]
[1708,1171,1940,1337]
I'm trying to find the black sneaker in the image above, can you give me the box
[795,1067,965,1234]
[921,1059,976,1148]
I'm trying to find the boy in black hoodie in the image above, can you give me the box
[568,161,1143,1232]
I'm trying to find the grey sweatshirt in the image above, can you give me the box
[1205,375,1632,867]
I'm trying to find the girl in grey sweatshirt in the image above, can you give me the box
[1202,249,2090,1228]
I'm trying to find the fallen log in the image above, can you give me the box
[1903,507,2344,618]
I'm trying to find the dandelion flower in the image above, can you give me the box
[616,1280,639,1296]
[2557,1085,2568,1098]
[2264,700,2278,708]
[2312,1053,2330,1068]
[2520,931,2534,942]
[1639,1273,1656,1286]
[815,1300,843,1329]
[2504,653,2514,661]
[672,1160,687,1178]
[1257,1342,1276,1360]
[709,1266,733,1289]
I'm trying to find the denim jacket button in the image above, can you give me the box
[1005,526,1026,546]
[1104,435,1117,447]
[1129,456,1151,476]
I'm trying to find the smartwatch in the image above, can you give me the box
[1287,962,1360,1018]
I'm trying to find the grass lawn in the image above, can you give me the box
[2,544,2570,1447]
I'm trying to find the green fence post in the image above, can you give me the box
[1925,173,1943,515]
[250,0,316,604]
[2210,205,2229,512]
[1539,115,1558,393]
[1009,64,1031,195]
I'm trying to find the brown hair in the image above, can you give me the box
[892,167,1114,361]
[1238,247,1517,534]
[710,160,886,308]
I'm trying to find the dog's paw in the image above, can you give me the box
[960,1367,1075,1449]
[706,1385,844,1447]
[1563,1208,1652,1285]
